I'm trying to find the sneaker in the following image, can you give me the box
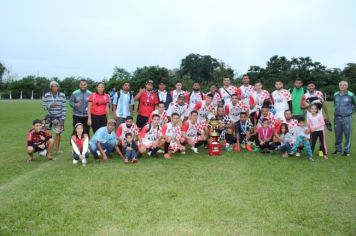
[124,158,129,164]
[96,150,101,156]
[191,147,199,154]
[332,150,342,155]
[296,152,301,157]
[147,151,152,156]
[181,151,186,155]
[308,157,314,162]
[132,158,138,163]
[319,150,324,157]
[323,155,328,160]
[253,147,260,152]
[157,149,164,154]
[245,144,252,152]
[342,152,350,157]
[164,153,171,159]
[233,144,240,152]
[82,159,87,166]
[73,159,78,164]
[225,144,231,152]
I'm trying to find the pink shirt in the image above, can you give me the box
[256,127,274,141]
[307,113,325,132]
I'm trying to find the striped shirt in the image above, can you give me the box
[113,90,134,118]
[42,92,67,121]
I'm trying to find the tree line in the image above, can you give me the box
[0,54,355,99]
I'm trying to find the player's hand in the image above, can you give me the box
[102,153,108,161]
[87,119,92,126]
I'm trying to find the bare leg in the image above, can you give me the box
[46,139,54,160]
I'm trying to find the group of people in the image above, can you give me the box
[26,76,355,165]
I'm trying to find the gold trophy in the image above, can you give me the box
[208,118,221,155]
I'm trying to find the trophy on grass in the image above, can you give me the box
[208,118,221,156]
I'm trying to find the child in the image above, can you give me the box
[256,118,274,153]
[26,119,54,162]
[307,104,328,159]
[276,123,294,158]
[289,117,314,161]
[71,123,89,166]
[122,133,138,163]
[235,112,254,151]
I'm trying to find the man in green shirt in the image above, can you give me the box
[290,78,306,120]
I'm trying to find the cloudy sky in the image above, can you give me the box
[0,0,355,80]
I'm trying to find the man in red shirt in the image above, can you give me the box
[27,119,54,162]
[134,80,159,129]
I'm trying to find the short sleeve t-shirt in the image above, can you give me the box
[88,93,110,116]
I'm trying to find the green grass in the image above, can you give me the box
[0,100,355,235]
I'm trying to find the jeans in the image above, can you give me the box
[279,143,292,153]
[125,149,137,159]
[291,136,313,157]
[90,141,116,159]
[73,152,89,160]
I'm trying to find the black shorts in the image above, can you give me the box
[136,115,149,129]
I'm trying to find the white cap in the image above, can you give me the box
[50,81,59,88]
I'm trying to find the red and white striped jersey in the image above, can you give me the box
[282,118,298,135]
[224,101,249,123]
[237,85,255,108]
[255,111,276,128]
[170,90,187,103]
[205,92,221,107]
[272,89,292,119]
[161,122,182,140]
[148,109,168,126]
[116,123,139,139]
[139,124,161,142]
[166,102,189,121]
[250,90,271,113]
[186,91,205,109]
[194,100,216,122]
[181,120,205,138]
[219,86,237,104]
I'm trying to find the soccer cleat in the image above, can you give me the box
[191,147,199,154]
[147,151,152,156]
[308,157,314,162]
[157,149,164,154]
[225,144,231,152]
[73,159,78,164]
[181,151,186,155]
[233,144,240,152]
[332,150,342,155]
[342,152,350,157]
[245,144,252,152]
[319,151,324,157]
[82,159,87,166]
[323,155,328,160]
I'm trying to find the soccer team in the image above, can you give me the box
[26,76,355,164]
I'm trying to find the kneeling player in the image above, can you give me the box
[160,113,185,159]
[138,114,162,157]
[26,119,54,162]
[181,111,207,154]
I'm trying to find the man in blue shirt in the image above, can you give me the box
[333,81,356,156]
[89,119,123,161]
[113,82,135,128]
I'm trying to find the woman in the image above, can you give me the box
[87,82,110,133]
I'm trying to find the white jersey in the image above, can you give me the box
[187,91,204,110]
[224,101,249,123]
[250,90,270,113]
[171,90,186,102]
[239,85,254,108]
[194,100,216,122]
[219,86,236,104]
[166,102,189,121]
[272,89,292,120]
[141,125,160,143]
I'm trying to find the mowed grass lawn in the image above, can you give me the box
[0,100,355,235]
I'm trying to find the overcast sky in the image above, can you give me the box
[0,0,355,80]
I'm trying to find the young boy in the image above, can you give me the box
[116,116,139,145]
[234,112,254,151]
[289,117,314,161]
[122,133,138,164]
[26,119,54,162]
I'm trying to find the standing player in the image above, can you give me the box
[237,75,255,109]
[205,84,222,107]
[219,76,237,105]
[250,80,271,124]
[186,82,204,112]
[171,81,187,103]
[272,80,292,121]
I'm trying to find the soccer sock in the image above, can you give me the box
[164,142,170,154]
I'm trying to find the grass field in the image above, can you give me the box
[0,100,355,235]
